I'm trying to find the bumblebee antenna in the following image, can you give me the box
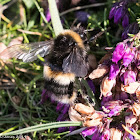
[84,28,95,32]
[87,28,110,42]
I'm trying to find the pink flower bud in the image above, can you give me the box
[112,42,125,63]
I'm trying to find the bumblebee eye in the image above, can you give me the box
[69,41,77,47]
[80,34,84,38]
[80,33,87,41]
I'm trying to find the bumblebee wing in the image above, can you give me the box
[0,41,53,62]
[62,48,88,77]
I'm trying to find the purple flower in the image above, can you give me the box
[75,11,90,24]
[101,92,113,105]
[56,103,64,112]
[101,129,110,140]
[114,92,129,101]
[132,23,139,34]
[109,63,120,80]
[103,100,124,113]
[128,133,135,140]
[120,92,129,100]
[45,9,51,22]
[112,42,126,63]
[135,49,140,68]
[56,104,69,121]
[92,130,101,140]
[82,126,97,137]
[123,70,136,85]
[55,103,72,132]
[122,14,129,28]
[109,1,130,27]
[57,127,68,133]
[119,67,127,82]
[57,113,66,121]
[61,104,70,114]
[87,79,95,93]
[123,128,135,140]
[109,6,116,19]
[108,106,122,117]
[114,7,124,24]
[122,22,139,40]
[82,118,112,140]
[40,89,48,104]
[122,30,129,40]
[69,126,77,132]
[123,47,135,67]
[103,100,128,117]
[50,97,55,104]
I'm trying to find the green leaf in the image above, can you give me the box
[22,0,34,9]
[0,0,11,5]
[0,121,82,136]
[27,12,38,29]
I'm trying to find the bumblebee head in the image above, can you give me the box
[54,33,75,54]
[54,29,85,54]
[72,26,87,42]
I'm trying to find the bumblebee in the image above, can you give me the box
[0,28,90,104]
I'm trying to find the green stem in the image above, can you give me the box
[33,0,53,33]
[33,0,48,24]
[104,8,111,47]
[48,0,64,36]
